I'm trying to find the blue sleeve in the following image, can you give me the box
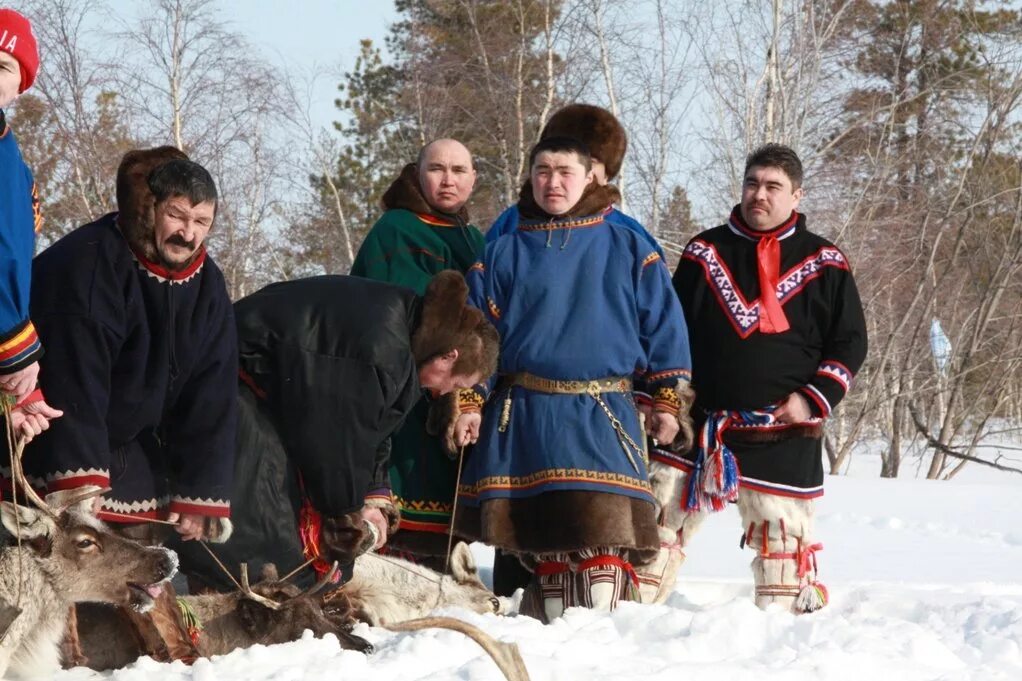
[636,249,692,390]
[485,205,519,245]
[0,148,42,373]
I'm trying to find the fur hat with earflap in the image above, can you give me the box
[540,103,628,180]
[114,146,189,262]
[412,270,499,380]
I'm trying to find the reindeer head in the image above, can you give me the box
[0,495,178,613]
[444,542,506,615]
[233,563,372,653]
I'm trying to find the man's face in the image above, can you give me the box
[0,51,22,109]
[740,165,802,231]
[531,150,594,215]
[418,351,481,395]
[418,140,477,214]
[153,196,215,270]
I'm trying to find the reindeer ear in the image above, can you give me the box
[449,542,478,584]
[260,563,280,582]
[0,501,56,540]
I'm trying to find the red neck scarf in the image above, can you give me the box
[729,206,799,334]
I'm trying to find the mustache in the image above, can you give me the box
[165,234,196,249]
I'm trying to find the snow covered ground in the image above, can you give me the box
[58,453,1022,681]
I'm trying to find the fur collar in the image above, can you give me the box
[381,163,470,224]
[517,181,620,222]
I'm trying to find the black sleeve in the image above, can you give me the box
[797,268,868,417]
[275,352,419,519]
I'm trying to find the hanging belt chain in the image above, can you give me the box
[497,372,645,475]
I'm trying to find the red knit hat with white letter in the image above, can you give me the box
[0,9,39,93]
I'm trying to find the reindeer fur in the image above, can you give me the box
[0,501,176,679]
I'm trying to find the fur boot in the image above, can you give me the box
[634,526,684,604]
[571,547,636,613]
[737,490,826,614]
[529,555,573,624]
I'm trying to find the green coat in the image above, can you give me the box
[351,206,484,555]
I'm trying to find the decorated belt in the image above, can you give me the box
[496,372,644,475]
[500,373,632,395]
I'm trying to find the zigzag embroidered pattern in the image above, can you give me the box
[394,496,454,515]
[682,240,849,338]
[459,467,652,497]
[171,495,230,508]
[46,467,110,484]
[100,496,169,514]
[816,360,853,390]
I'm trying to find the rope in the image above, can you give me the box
[1,397,26,635]
[363,552,442,585]
[436,444,467,608]
[195,539,243,592]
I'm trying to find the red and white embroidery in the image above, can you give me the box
[816,360,852,391]
[682,240,849,338]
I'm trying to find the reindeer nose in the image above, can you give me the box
[157,548,179,580]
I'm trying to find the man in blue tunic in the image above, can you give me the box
[486,103,663,257]
[453,136,694,622]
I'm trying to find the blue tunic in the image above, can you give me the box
[459,211,691,507]
[0,111,43,372]
[486,204,665,258]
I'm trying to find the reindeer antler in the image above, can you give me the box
[387,616,531,681]
[3,411,57,519]
[302,562,340,599]
[239,563,282,611]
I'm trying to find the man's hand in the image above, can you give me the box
[773,391,812,424]
[167,511,207,541]
[9,399,63,444]
[648,410,680,447]
[360,506,388,550]
[0,362,40,402]
[451,412,481,448]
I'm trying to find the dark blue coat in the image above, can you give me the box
[23,214,237,521]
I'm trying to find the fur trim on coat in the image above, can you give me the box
[114,146,189,262]
[381,163,470,224]
[541,104,628,180]
[456,490,659,564]
[517,182,621,222]
[724,420,825,445]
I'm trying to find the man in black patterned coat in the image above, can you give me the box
[659,144,867,613]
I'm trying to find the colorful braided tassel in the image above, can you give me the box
[683,414,741,512]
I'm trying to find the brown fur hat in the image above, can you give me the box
[412,271,499,379]
[541,104,627,180]
[115,146,189,259]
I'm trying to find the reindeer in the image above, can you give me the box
[343,542,510,625]
[76,561,368,670]
[0,490,177,680]
[78,542,528,680]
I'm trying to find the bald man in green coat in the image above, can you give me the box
[350,139,484,569]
